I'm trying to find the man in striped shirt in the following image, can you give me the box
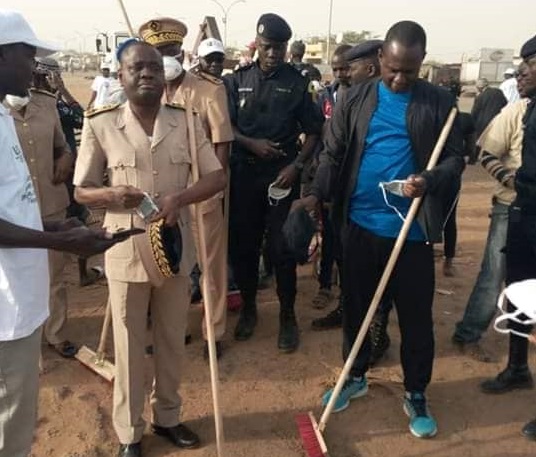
[452,63,529,362]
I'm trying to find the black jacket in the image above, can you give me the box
[515,98,536,211]
[471,87,507,137]
[310,77,465,243]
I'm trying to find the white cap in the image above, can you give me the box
[198,38,225,58]
[504,67,516,76]
[0,10,59,56]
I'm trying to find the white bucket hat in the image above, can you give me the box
[0,10,59,56]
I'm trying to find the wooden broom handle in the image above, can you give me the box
[319,107,458,431]
[185,93,226,457]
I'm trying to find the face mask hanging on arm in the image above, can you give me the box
[494,279,536,339]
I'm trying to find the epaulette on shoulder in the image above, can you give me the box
[198,71,222,85]
[30,88,55,98]
[84,103,120,118]
[165,102,186,111]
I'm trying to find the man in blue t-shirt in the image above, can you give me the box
[294,21,464,439]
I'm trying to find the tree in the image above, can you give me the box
[305,30,378,47]
[340,31,377,45]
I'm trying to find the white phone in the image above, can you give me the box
[135,192,159,222]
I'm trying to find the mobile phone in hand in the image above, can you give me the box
[111,228,145,240]
[135,192,159,222]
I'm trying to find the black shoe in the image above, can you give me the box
[234,307,257,341]
[480,366,534,394]
[48,341,78,359]
[278,311,299,353]
[190,285,202,304]
[204,341,223,360]
[522,418,536,441]
[117,443,142,457]
[152,423,200,449]
[311,306,342,331]
[369,312,390,366]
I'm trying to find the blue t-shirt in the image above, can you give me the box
[350,81,425,241]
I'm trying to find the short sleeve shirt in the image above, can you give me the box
[91,75,112,108]
[0,104,49,341]
[225,62,323,162]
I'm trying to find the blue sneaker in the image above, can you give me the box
[403,392,438,438]
[321,376,368,413]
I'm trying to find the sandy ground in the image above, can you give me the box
[29,75,536,457]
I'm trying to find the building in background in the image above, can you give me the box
[461,48,516,84]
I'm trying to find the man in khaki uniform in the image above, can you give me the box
[139,17,233,359]
[74,41,225,457]
[5,84,76,358]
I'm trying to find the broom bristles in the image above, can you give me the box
[296,412,329,457]
[75,345,115,383]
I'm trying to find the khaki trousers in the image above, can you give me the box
[191,203,228,341]
[43,211,68,345]
[0,327,42,457]
[109,276,190,444]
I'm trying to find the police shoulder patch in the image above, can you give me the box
[307,81,316,94]
[30,88,56,98]
[84,104,120,118]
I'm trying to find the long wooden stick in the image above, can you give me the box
[318,107,458,432]
[95,298,112,362]
[185,93,225,457]
[116,0,135,37]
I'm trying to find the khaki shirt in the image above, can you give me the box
[172,72,233,214]
[73,102,222,283]
[7,89,70,218]
[174,71,234,145]
[478,99,528,205]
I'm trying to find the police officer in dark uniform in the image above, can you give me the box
[225,13,323,353]
[480,35,536,441]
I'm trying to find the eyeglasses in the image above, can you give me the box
[205,54,225,64]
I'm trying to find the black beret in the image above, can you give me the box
[256,13,292,42]
[345,39,383,62]
[282,207,316,265]
[521,35,536,60]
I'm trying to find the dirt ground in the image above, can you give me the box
[30,75,536,457]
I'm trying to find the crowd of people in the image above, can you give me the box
[0,7,536,457]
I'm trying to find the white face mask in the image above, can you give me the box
[268,182,291,206]
[378,180,409,223]
[5,94,31,111]
[163,56,183,81]
[494,280,536,339]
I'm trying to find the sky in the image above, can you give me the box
[4,0,536,62]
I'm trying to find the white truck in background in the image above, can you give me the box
[95,31,130,77]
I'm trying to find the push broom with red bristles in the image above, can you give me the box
[296,107,458,456]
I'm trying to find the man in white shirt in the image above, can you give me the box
[87,64,112,109]
[500,68,521,104]
[0,10,124,457]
